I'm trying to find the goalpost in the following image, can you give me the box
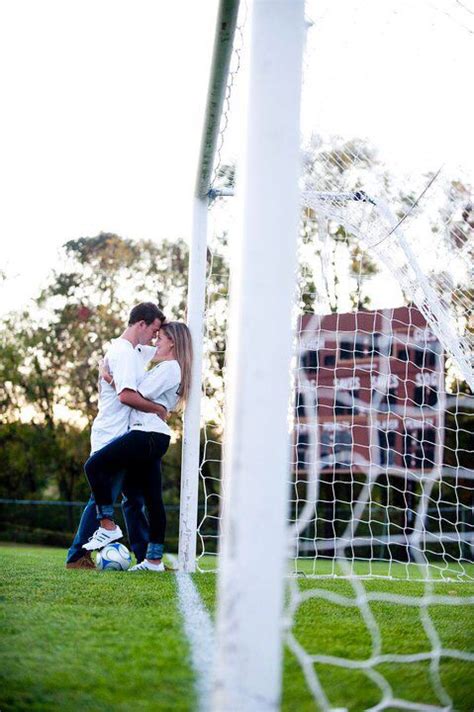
[178,0,240,574]
[212,3,306,709]
[180,1,474,709]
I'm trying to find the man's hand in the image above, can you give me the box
[155,404,169,422]
[98,358,113,385]
[119,389,168,420]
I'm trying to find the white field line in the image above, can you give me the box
[168,556,215,711]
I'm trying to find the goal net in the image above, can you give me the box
[291,185,473,577]
[198,170,474,578]
[189,0,474,708]
[198,182,474,710]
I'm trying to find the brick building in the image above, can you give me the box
[294,306,443,475]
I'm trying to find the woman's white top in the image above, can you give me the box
[129,359,181,438]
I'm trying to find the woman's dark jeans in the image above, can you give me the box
[66,476,149,564]
[84,430,170,549]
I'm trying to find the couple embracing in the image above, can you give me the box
[65,302,192,572]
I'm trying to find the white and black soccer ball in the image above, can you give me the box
[96,542,132,571]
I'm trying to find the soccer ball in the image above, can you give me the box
[96,542,132,571]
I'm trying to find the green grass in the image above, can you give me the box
[198,553,474,581]
[282,577,474,711]
[290,557,474,581]
[2,545,473,711]
[0,545,195,711]
[193,561,474,712]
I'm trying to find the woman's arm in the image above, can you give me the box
[119,389,168,420]
[100,360,168,420]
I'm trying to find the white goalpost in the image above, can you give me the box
[180,1,474,709]
[212,2,305,709]
[178,0,240,574]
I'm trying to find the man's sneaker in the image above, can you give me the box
[82,525,123,551]
[66,552,95,569]
[129,560,165,572]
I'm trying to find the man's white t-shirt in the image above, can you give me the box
[129,360,181,438]
[90,338,156,454]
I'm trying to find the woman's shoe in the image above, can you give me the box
[129,560,165,572]
[82,525,123,551]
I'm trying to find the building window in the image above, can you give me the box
[324,353,336,367]
[413,385,438,408]
[295,391,305,418]
[403,427,437,469]
[320,429,353,469]
[403,429,421,469]
[413,386,424,406]
[339,337,374,361]
[339,340,354,360]
[335,390,359,415]
[296,430,310,469]
[425,350,436,367]
[372,333,384,356]
[378,429,396,465]
[301,350,318,372]
[334,430,353,468]
[354,340,366,359]
[422,428,436,466]
[377,387,398,412]
[414,349,424,367]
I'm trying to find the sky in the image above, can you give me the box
[0,0,472,317]
[0,1,219,314]
[303,0,474,173]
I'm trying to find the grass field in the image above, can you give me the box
[1,545,473,711]
[0,546,195,711]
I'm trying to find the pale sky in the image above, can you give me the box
[0,0,219,314]
[303,0,474,174]
[0,0,472,317]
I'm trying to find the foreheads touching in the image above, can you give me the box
[128,302,165,345]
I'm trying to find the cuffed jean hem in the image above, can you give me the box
[95,504,115,521]
[146,543,164,560]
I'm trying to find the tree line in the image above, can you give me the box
[0,233,223,506]
[1,137,471,510]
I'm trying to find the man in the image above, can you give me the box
[66,301,167,568]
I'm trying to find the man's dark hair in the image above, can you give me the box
[128,302,165,326]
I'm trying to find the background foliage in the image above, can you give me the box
[1,138,472,547]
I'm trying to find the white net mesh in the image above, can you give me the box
[194,0,473,707]
[301,181,473,389]
[196,197,232,568]
[285,2,474,707]
[292,283,473,582]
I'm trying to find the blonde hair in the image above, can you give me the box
[160,321,193,411]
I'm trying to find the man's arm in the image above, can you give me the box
[119,389,168,421]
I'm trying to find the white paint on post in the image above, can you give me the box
[179,196,208,573]
[212,2,306,710]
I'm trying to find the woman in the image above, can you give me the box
[82,321,192,572]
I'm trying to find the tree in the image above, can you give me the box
[0,423,52,499]
[0,231,231,506]
[0,233,191,502]
[32,232,191,423]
